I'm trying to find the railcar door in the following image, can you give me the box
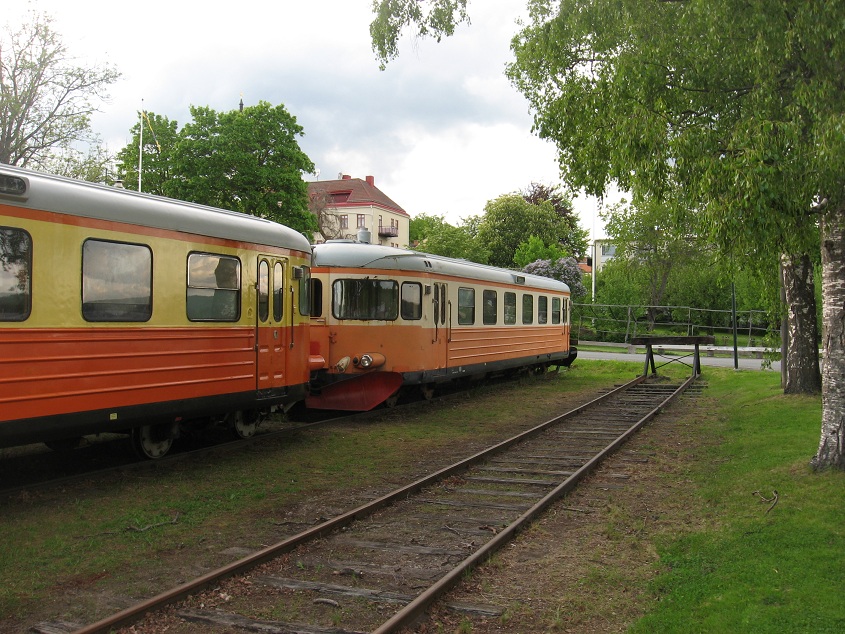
[256,256,288,391]
[432,282,450,369]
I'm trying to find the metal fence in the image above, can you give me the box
[572,302,774,347]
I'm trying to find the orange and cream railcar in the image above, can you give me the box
[306,241,577,410]
[0,165,313,458]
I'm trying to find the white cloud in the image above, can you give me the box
[4,0,608,236]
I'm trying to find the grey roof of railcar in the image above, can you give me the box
[312,241,571,293]
[0,164,312,253]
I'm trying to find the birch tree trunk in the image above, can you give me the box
[812,206,845,470]
[780,253,821,395]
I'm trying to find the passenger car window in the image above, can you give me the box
[186,253,241,321]
[504,292,516,325]
[458,287,475,325]
[538,296,548,324]
[483,289,497,325]
[0,226,31,321]
[552,297,561,325]
[82,239,152,322]
[522,294,534,325]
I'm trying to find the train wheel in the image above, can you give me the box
[384,392,401,408]
[420,384,435,401]
[131,423,174,459]
[229,410,258,439]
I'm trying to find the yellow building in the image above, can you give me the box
[308,175,410,247]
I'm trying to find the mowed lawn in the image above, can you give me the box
[631,366,845,633]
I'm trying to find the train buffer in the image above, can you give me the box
[630,335,716,377]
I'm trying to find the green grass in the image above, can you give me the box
[631,369,845,633]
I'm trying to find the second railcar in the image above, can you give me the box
[0,165,314,458]
[306,241,577,410]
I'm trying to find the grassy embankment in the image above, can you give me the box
[631,366,845,633]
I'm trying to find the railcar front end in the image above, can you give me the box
[306,242,576,411]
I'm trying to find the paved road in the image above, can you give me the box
[576,348,781,373]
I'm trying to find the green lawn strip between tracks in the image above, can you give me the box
[631,368,845,634]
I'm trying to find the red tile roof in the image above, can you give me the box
[307,175,409,217]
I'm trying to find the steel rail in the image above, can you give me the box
[373,372,697,633]
[72,375,648,634]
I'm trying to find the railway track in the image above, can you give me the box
[33,373,700,634]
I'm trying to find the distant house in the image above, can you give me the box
[593,238,616,273]
[307,175,410,247]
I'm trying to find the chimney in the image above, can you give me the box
[342,174,352,180]
[365,175,375,187]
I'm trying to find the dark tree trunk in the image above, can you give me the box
[812,205,845,470]
[780,253,821,395]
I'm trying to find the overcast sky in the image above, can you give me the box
[6,0,612,238]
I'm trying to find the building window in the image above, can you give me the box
[339,215,349,229]
[0,226,32,321]
[187,253,241,321]
[83,239,153,322]
[357,214,366,229]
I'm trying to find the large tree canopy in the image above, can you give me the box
[116,101,317,236]
[0,11,120,169]
[370,0,845,469]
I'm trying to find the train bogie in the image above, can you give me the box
[0,165,313,457]
[306,242,577,410]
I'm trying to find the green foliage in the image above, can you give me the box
[632,371,845,633]
[513,235,569,268]
[476,194,571,268]
[370,0,469,69]
[0,10,120,169]
[409,213,490,263]
[116,101,317,236]
[115,112,180,195]
[522,182,588,257]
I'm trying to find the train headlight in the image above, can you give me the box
[353,352,386,369]
[335,356,351,373]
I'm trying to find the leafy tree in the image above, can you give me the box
[41,136,113,183]
[513,235,568,268]
[504,1,837,462]
[115,112,180,196]
[476,194,570,268]
[524,257,586,299]
[370,0,469,69]
[409,213,489,263]
[116,101,317,236]
[0,11,120,168]
[522,183,588,257]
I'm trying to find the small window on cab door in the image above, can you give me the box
[401,282,422,320]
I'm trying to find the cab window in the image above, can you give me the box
[333,278,398,320]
